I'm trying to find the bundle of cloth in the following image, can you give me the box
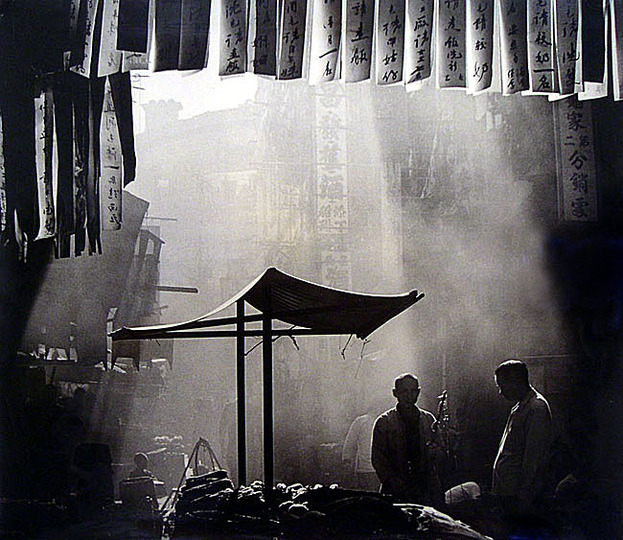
[173,476,492,539]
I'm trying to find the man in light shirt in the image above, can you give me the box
[342,407,380,492]
[492,359,552,515]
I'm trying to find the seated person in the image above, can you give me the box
[129,452,156,479]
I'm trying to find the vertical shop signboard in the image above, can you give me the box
[179,0,212,70]
[101,79,122,230]
[309,0,342,83]
[466,0,494,92]
[251,0,278,74]
[527,0,557,92]
[343,0,374,82]
[555,0,579,95]
[34,92,56,240]
[554,98,598,222]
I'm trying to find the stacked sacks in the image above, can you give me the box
[174,470,233,520]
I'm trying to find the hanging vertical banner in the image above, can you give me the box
[376,0,406,84]
[581,0,605,83]
[0,110,6,241]
[527,0,556,92]
[179,0,212,70]
[466,0,494,92]
[554,97,598,221]
[101,80,122,231]
[251,0,278,74]
[65,0,81,69]
[437,0,466,87]
[122,0,154,71]
[555,0,579,95]
[498,0,528,94]
[404,0,434,83]
[220,0,249,75]
[154,0,182,71]
[277,0,307,79]
[71,0,101,77]
[611,0,623,100]
[98,0,123,77]
[118,0,150,52]
[34,92,56,241]
[343,0,374,82]
[309,0,342,83]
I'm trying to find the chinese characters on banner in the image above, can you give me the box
[554,98,598,221]
[527,0,557,92]
[71,0,101,78]
[309,0,342,83]
[437,0,466,87]
[498,0,528,94]
[466,0,493,92]
[179,0,212,70]
[220,0,249,75]
[376,0,406,85]
[251,0,277,74]
[34,92,56,241]
[315,86,351,289]
[0,110,6,240]
[555,0,579,95]
[277,0,307,79]
[610,0,623,100]
[153,0,182,71]
[98,0,123,77]
[405,0,434,83]
[343,0,374,82]
[101,79,123,230]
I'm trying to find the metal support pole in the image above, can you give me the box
[236,300,246,486]
[262,315,274,492]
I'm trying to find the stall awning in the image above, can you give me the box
[111,267,425,341]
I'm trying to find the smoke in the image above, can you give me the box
[125,77,564,484]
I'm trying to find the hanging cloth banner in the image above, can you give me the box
[554,0,579,95]
[498,0,528,94]
[527,0,557,92]
[404,0,434,83]
[72,75,89,256]
[123,0,155,71]
[220,0,249,75]
[154,0,182,72]
[309,0,342,83]
[98,0,123,77]
[581,0,605,83]
[118,0,150,52]
[611,0,623,100]
[65,0,82,69]
[343,0,374,82]
[0,108,6,244]
[376,0,406,84]
[466,0,494,92]
[100,79,122,231]
[437,0,467,87]
[179,0,212,70]
[71,0,101,77]
[34,91,56,241]
[277,0,307,79]
[109,72,137,186]
[554,97,598,221]
[86,78,106,254]
[251,0,278,74]
[53,73,76,259]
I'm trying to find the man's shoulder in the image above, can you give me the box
[374,408,397,426]
[527,389,552,416]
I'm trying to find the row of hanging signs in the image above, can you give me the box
[74,0,622,98]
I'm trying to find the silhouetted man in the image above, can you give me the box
[492,359,552,515]
[371,374,439,503]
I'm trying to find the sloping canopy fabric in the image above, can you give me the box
[111,267,424,341]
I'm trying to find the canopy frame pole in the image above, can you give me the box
[236,299,247,486]
[262,313,274,494]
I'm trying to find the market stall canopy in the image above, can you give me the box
[111,267,425,341]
